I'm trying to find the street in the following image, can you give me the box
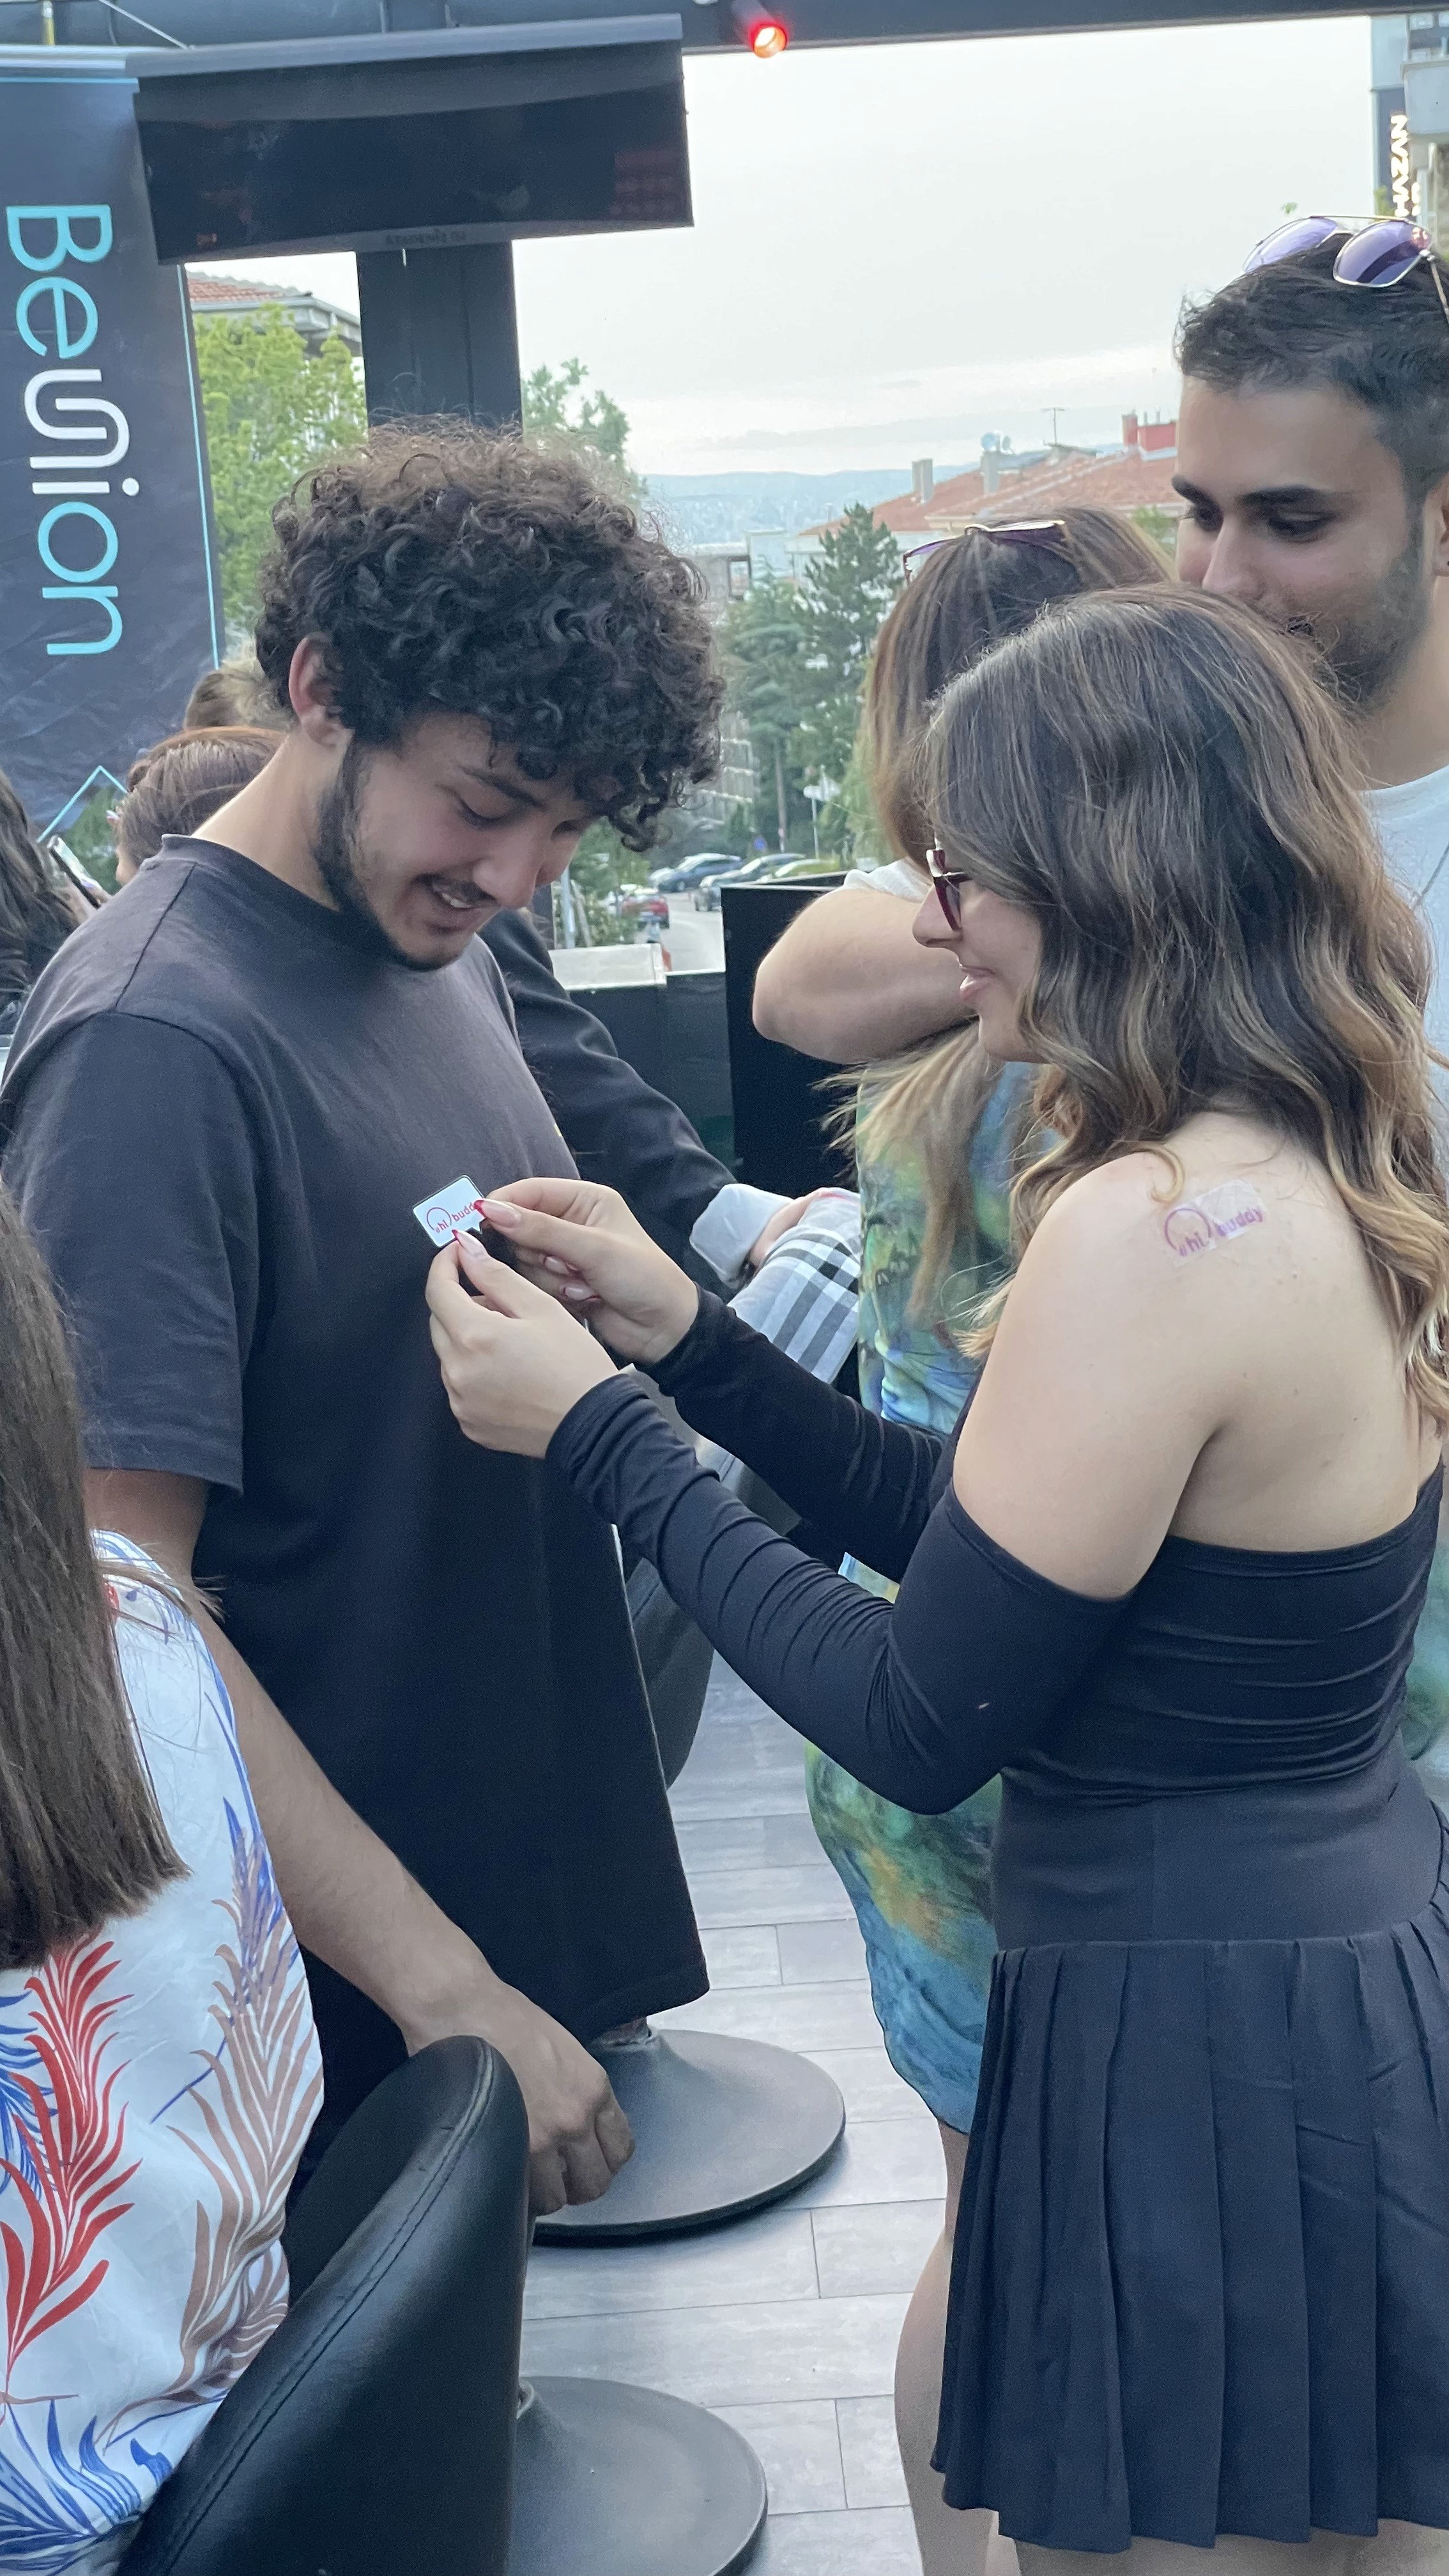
[661,894,726,976]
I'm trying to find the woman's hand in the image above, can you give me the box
[427,1234,618,1458]
[479,1178,700,1366]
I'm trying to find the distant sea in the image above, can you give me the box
[640,468,967,546]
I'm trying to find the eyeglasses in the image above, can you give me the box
[926,843,969,932]
[1242,215,1449,328]
[901,520,1068,583]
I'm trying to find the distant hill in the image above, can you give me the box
[640,469,967,546]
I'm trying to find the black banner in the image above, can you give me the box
[0,50,221,834]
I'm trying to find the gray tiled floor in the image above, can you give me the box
[521,1661,940,2573]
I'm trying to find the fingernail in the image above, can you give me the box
[480,1198,521,1229]
[563,1284,595,1303]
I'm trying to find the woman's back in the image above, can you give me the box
[958,1112,1439,1621]
[0,1538,320,2573]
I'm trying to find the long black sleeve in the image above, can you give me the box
[482,907,730,1271]
[651,1291,946,1582]
[550,1376,1126,1813]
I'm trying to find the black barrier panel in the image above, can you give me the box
[553,965,736,1170]
[723,879,852,1200]
[0,50,221,833]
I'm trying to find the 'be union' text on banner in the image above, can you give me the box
[0,48,220,834]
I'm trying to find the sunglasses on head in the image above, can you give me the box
[1242,215,1449,327]
[902,520,1069,583]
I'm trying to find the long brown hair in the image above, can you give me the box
[919,586,1449,1416]
[0,769,73,1006]
[0,1184,181,1967]
[852,510,1171,1301]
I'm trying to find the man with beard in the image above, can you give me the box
[0,424,722,2207]
[755,230,1449,1068]
[1172,228,1449,1049]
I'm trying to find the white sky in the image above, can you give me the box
[194,15,1376,479]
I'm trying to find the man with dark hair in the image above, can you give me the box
[0,425,724,2205]
[1174,232,1449,1051]
[1174,231,1449,1793]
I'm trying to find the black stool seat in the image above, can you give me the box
[535,2025,845,2242]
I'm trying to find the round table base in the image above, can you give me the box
[533,2027,845,2243]
[509,2377,767,2576]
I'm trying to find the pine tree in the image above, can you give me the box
[722,575,811,851]
[796,503,903,791]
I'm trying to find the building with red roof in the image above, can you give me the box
[187,273,362,359]
[799,417,1182,565]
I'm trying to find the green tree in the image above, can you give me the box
[522,358,640,498]
[722,574,812,850]
[194,308,366,637]
[1131,504,1178,563]
[567,819,647,946]
[795,503,902,792]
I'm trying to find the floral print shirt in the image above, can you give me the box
[0,1538,321,2572]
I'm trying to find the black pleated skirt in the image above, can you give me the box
[934,1762,1449,2552]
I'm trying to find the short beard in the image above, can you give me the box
[312,740,438,972]
[1303,523,1432,712]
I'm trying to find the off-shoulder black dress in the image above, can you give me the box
[549,1295,1449,2552]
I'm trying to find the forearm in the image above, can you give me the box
[84,1466,500,2041]
[651,1292,943,1579]
[752,891,970,1064]
[87,1464,628,2207]
[197,1612,495,2046]
[551,1377,1121,1811]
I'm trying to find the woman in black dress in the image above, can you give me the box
[428,587,1449,2573]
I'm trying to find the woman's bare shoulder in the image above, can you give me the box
[1004,1128,1319,1372]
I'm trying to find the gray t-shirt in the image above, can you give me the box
[1366,763,1449,1062]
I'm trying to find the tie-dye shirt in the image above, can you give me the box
[0,1538,321,2573]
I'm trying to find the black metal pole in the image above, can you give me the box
[356,241,522,428]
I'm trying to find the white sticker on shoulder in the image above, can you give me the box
[1162,1179,1268,1262]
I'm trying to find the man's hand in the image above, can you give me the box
[403,1969,633,2214]
[746,1188,841,1272]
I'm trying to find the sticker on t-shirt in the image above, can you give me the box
[413,1174,488,1247]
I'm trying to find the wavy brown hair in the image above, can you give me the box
[850,510,1170,1303]
[919,586,1449,1417]
[0,1184,181,1966]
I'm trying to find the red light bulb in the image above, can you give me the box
[749,17,788,53]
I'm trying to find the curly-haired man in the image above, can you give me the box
[1,425,723,2207]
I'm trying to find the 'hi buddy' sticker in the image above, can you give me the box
[413,1175,489,1248]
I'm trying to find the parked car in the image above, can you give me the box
[650,853,737,894]
[617,889,670,924]
[696,854,798,910]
